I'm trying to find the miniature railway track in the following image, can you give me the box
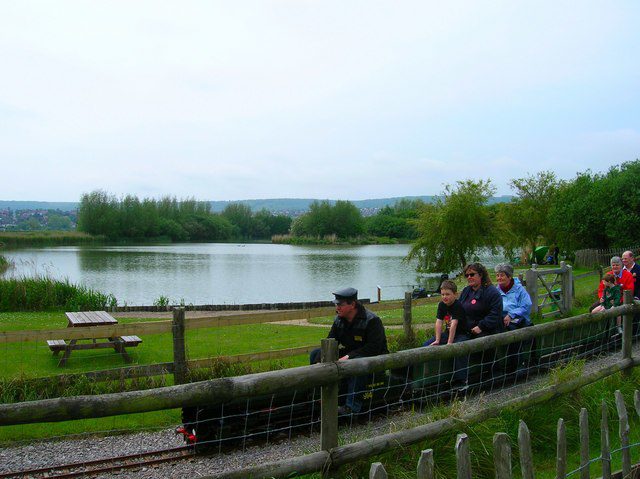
[0,445,195,479]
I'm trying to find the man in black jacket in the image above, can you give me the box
[310,287,388,414]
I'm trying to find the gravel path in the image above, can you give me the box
[1,343,638,478]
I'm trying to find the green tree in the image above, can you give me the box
[408,179,496,272]
[77,190,119,238]
[221,203,254,239]
[331,200,364,238]
[499,171,561,258]
[47,214,73,230]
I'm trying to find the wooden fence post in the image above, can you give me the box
[601,400,611,479]
[403,291,414,343]
[493,433,512,479]
[562,263,573,312]
[518,420,534,479]
[622,290,633,370]
[615,390,631,479]
[320,338,339,455]
[525,267,538,316]
[556,418,566,479]
[635,390,640,418]
[417,449,434,479]
[456,434,471,479]
[579,408,589,479]
[377,285,382,303]
[370,462,387,479]
[172,307,187,385]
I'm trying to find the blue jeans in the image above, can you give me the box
[423,332,469,383]
[309,347,368,413]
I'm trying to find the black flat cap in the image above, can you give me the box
[332,287,358,303]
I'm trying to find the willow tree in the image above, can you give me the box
[407,179,497,273]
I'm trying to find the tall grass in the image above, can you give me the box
[0,231,103,247]
[0,275,117,311]
[0,254,10,274]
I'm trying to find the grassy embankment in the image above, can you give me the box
[301,365,640,479]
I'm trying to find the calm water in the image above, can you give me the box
[2,243,427,305]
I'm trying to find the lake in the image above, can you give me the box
[2,243,429,305]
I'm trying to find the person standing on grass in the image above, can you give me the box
[622,250,640,299]
[309,287,388,415]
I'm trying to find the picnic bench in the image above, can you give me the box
[46,311,142,367]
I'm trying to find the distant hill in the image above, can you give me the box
[0,195,513,216]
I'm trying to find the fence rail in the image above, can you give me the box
[0,297,434,344]
[575,246,640,269]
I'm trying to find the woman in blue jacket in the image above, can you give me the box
[494,263,532,330]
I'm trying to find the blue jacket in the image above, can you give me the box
[496,281,533,327]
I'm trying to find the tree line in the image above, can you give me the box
[409,160,640,273]
[77,191,291,241]
[289,198,422,241]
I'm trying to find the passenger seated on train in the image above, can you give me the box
[309,287,388,415]
[592,273,623,333]
[591,256,634,318]
[459,262,504,337]
[422,280,469,384]
[598,256,634,298]
[494,263,532,331]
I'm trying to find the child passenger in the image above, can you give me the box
[423,280,469,346]
[591,273,623,333]
[422,280,469,388]
[591,273,622,313]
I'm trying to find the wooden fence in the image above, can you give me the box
[525,261,573,317]
[575,246,640,269]
[368,389,639,479]
[0,295,430,383]
[0,300,638,479]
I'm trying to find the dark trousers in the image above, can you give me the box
[309,347,368,413]
[423,333,469,383]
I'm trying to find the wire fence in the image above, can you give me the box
[181,311,626,452]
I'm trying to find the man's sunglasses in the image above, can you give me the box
[465,272,478,278]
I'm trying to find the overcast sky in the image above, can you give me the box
[1,1,638,202]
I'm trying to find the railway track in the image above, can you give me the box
[0,445,195,479]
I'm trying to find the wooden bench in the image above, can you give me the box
[120,336,143,347]
[47,339,67,354]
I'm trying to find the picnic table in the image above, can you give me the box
[46,311,142,367]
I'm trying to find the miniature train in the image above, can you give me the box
[179,313,625,451]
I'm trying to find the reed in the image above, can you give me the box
[0,254,10,274]
[0,275,117,311]
[0,231,103,247]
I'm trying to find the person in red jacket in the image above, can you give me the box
[598,256,634,300]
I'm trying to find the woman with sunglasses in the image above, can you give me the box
[459,262,504,337]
